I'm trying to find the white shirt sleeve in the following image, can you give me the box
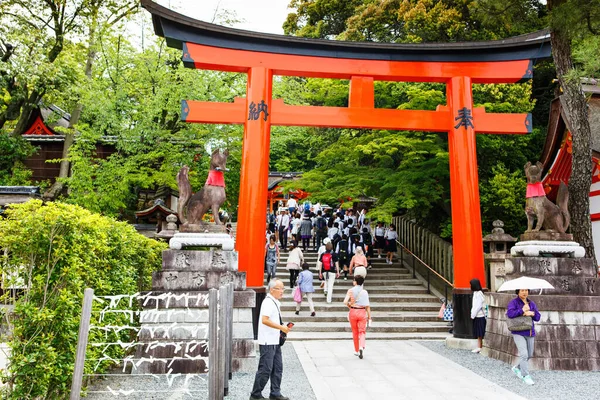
[471,291,484,319]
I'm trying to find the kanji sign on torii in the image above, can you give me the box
[142,1,550,311]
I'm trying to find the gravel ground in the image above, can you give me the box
[85,343,316,400]
[227,343,317,400]
[419,341,600,400]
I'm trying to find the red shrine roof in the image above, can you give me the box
[541,87,600,200]
[21,105,71,140]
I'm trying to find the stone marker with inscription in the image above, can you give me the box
[134,247,256,374]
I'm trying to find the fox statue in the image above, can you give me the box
[177,149,229,226]
[524,161,570,233]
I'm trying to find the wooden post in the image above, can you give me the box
[208,289,218,400]
[227,283,234,380]
[218,286,227,398]
[70,288,94,400]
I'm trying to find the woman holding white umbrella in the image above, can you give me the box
[506,287,542,386]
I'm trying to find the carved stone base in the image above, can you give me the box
[180,223,227,233]
[520,231,573,241]
[511,240,585,258]
[170,232,234,250]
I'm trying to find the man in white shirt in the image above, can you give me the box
[250,279,291,400]
[279,210,290,250]
[286,197,297,214]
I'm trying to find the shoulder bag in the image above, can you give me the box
[507,315,532,331]
[269,298,287,346]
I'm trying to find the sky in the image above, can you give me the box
[154,0,293,34]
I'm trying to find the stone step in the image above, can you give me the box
[287,321,450,333]
[287,331,451,341]
[279,293,440,303]
[279,286,431,295]
[270,278,423,286]
[85,374,208,400]
[281,311,441,322]
[279,302,441,312]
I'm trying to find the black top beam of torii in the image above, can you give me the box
[141,0,551,64]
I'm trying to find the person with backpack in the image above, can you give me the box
[349,246,368,279]
[335,234,350,280]
[314,210,328,250]
[361,227,374,269]
[318,241,340,304]
[264,235,280,285]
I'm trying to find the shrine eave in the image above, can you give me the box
[141,0,551,63]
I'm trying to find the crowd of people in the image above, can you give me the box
[265,203,399,285]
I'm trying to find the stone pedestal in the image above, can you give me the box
[483,293,600,371]
[134,248,257,374]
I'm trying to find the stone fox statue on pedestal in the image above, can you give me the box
[177,149,229,226]
[525,161,570,233]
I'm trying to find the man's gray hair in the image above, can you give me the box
[267,279,283,291]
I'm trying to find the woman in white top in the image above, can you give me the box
[470,278,486,353]
[384,224,398,264]
[291,213,302,242]
[286,240,304,288]
[343,275,371,359]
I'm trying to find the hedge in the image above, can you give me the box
[0,200,166,399]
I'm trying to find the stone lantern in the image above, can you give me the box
[483,220,516,291]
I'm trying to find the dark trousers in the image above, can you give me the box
[316,232,326,250]
[302,237,310,251]
[289,270,299,288]
[279,226,288,249]
[251,344,283,398]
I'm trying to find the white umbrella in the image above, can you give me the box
[497,276,554,292]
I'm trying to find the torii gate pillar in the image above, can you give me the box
[237,67,273,289]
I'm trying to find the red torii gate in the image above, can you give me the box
[142,1,550,336]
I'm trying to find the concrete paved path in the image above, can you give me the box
[293,340,526,400]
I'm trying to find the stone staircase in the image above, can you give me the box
[272,248,451,341]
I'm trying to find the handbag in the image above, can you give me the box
[507,315,532,331]
[293,285,302,303]
[442,303,454,322]
[438,303,446,319]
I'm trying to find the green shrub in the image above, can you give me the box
[0,200,166,399]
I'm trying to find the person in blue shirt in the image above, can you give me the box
[295,263,316,317]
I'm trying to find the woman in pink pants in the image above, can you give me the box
[343,276,371,359]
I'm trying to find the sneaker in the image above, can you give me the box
[354,351,360,356]
[249,395,266,400]
[378,255,382,259]
[311,312,316,317]
[294,311,299,315]
[511,366,523,379]
[471,348,481,353]
[367,265,372,269]
[522,375,534,385]
[359,348,363,359]
[344,277,347,280]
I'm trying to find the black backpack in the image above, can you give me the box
[337,240,349,260]
[316,217,327,234]
[362,232,372,246]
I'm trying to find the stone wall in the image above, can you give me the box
[484,293,600,371]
